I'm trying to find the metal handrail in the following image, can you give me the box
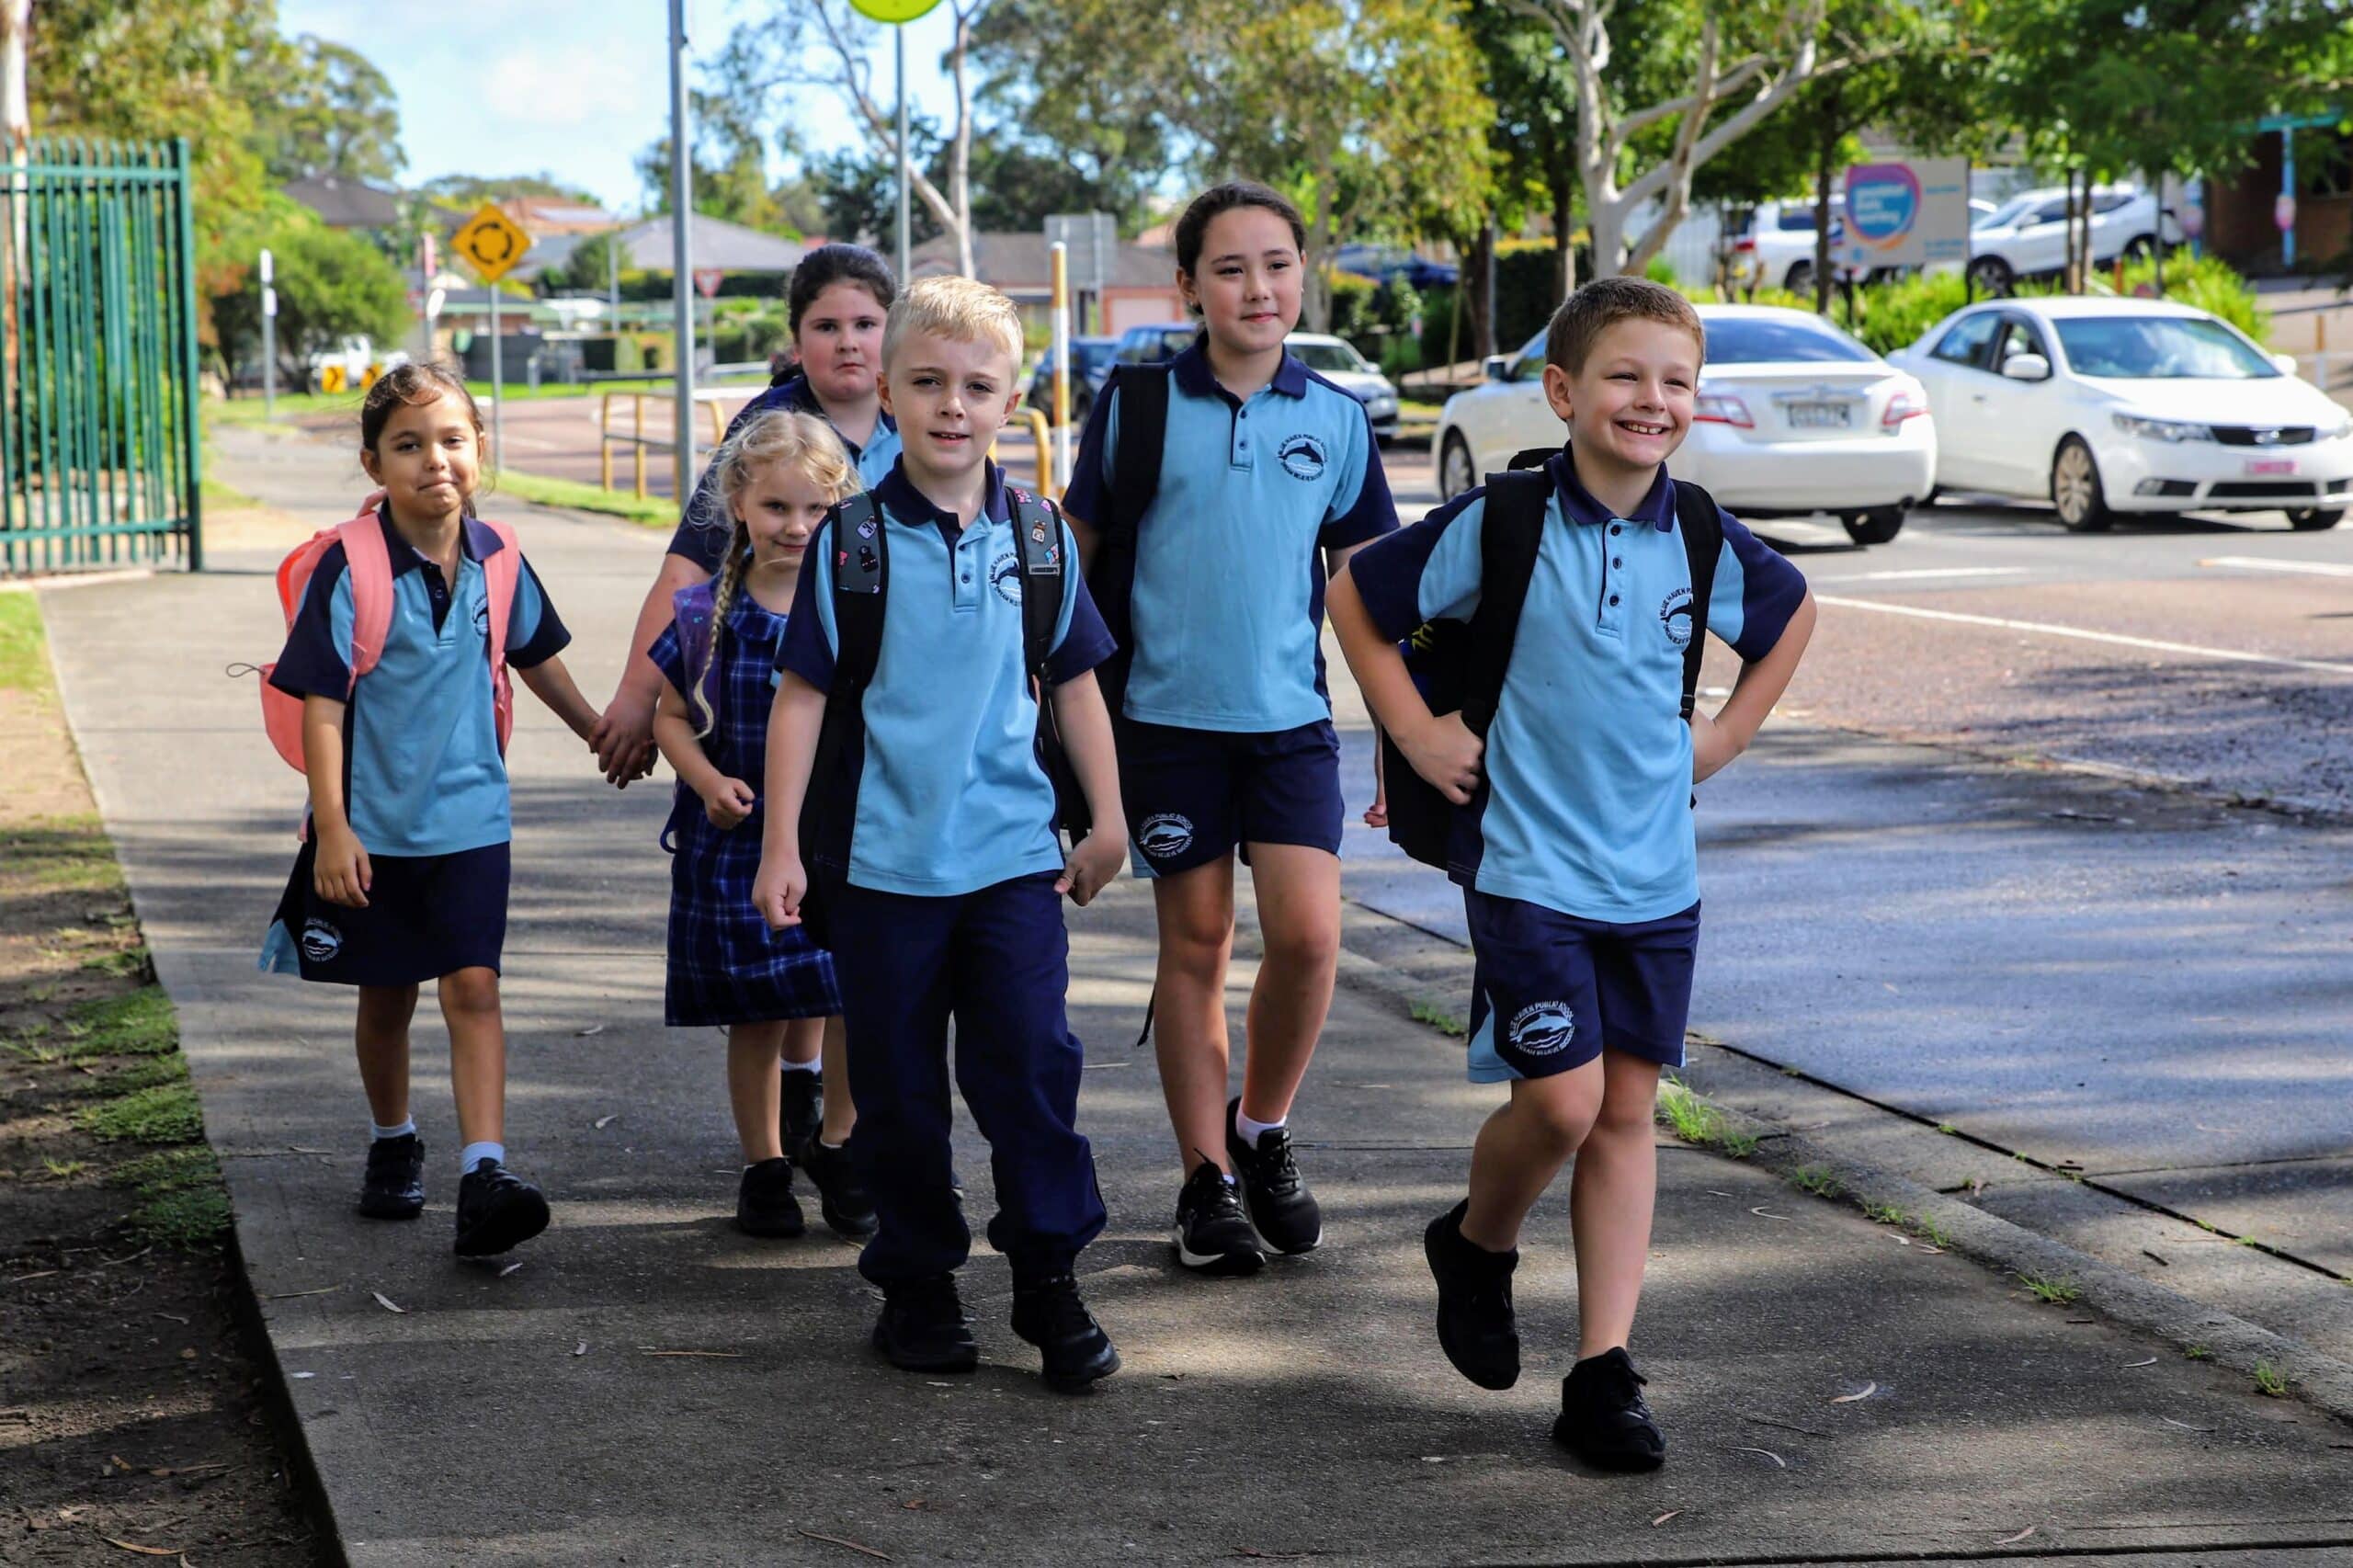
[598,391,728,498]
[991,405,1058,494]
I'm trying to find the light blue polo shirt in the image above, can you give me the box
[1348,454,1808,923]
[1063,340,1397,733]
[776,460,1115,898]
[667,375,902,574]
[268,509,570,858]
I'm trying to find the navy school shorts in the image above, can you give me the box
[261,839,510,988]
[1118,716,1345,879]
[1463,890,1699,1082]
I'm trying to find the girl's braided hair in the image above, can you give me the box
[692,410,858,738]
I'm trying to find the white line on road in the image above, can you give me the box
[1810,566,2032,585]
[2199,555,2353,579]
[1814,595,2353,677]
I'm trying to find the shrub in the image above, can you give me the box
[2116,252,2266,339]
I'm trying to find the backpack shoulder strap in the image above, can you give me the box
[1102,363,1170,542]
[670,578,719,690]
[1007,487,1066,678]
[1461,470,1552,735]
[1668,479,1724,719]
[333,496,395,686]
[828,491,888,695]
[477,518,524,668]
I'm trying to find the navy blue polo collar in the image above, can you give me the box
[776,374,896,456]
[374,502,505,574]
[873,457,1012,544]
[1169,337,1311,404]
[1544,449,1676,533]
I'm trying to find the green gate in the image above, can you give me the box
[1,137,203,574]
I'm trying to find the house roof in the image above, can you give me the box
[609,213,811,275]
[909,231,1178,290]
[282,176,401,230]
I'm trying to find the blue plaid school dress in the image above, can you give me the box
[649,585,842,1027]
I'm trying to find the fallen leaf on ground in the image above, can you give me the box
[573,1340,588,1357]
[1887,1233,1911,1245]
[1651,1511,1681,1527]
[1706,1190,1735,1199]
[1749,1207,1791,1221]
[574,1024,605,1037]
[154,1312,188,1324]
[797,1529,892,1561]
[1994,1526,2036,1545]
[593,1114,620,1130]
[99,1539,179,1556]
[263,1287,335,1300]
[149,1463,227,1478]
[2161,1417,2213,1432]
[9,1271,60,1284]
[1733,1446,1787,1468]
[288,1372,314,1380]
[497,1261,524,1278]
[370,1291,405,1314]
[1830,1382,1878,1403]
[2122,1357,2157,1369]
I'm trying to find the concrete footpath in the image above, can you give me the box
[34,423,2353,1565]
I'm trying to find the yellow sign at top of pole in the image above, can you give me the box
[847,0,943,20]
[452,203,533,284]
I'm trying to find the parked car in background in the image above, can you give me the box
[1434,305,1935,546]
[1953,185,2180,295]
[1331,243,1460,291]
[304,335,404,393]
[1283,332,1401,440]
[1098,323,1201,394]
[1733,199,1844,294]
[1024,335,1117,426]
[1888,296,2352,531]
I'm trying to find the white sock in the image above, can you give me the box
[780,1057,821,1075]
[371,1118,415,1142]
[458,1140,505,1174]
[1235,1108,1286,1145]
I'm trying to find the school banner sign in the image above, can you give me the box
[1841,157,1971,272]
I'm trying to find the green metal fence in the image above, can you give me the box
[1,137,203,574]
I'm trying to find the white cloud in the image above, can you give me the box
[483,46,658,129]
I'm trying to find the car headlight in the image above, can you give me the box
[2112,413,2213,443]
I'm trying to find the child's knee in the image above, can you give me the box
[438,968,501,1018]
[1512,1077,1602,1151]
[1261,915,1339,977]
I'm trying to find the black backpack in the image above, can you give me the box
[1071,363,1171,720]
[795,486,1089,946]
[1381,448,1724,874]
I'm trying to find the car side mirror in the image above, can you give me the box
[2001,353,2052,382]
[2273,352,2302,377]
[1483,355,1509,382]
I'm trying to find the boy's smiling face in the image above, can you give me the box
[1542,317,1700,483]
[880,328,1021,485]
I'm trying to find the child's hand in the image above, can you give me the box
[1401,712,1483,805]
[1363,794,1388,828]
[1056,829,1123,907]
[313,824,371,908]
[1690,710,1741,784]
[752,853,806,929]
[591,690,660,788]
[703,776,757,830]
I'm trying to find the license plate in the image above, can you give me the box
[1787,402,1852,429]
[2245,459,2297,476]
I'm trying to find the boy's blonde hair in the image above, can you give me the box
[881,275,1025,375]
[691,409,858,737]
[1545,277,1705,376]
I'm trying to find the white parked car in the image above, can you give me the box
[1957,185,2181,295]
[1433,305,1936,545]
[1284,332,1401,440]
[1887,297,2353,531]
[1733,199,1843,294]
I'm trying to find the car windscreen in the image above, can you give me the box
[2053,316,2278,380]
[1974,195,2038,230]
[1287,341,1369,373]
[1703,316,1876,365]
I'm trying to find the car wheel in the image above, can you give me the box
[1842,507,1905,546]
[1785,260,1815,295]
[2122,233,2156,263]
[2051,437,2113,533]
[2288,506,2344,531]
[1438,431,1476,500]
[1967,256,2014,296]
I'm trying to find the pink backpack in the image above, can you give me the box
[260,491,523,770]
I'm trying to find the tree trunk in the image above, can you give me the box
[1813,140,1836,313]
[1552,177,1576,302]
[949,4,975,278]
[1461,224,1495,361]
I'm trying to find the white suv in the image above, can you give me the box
[1959,186,2181,294]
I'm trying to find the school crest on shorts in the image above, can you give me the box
[1278,433,1328,482]
[1658,586,1694,649]
[1138,813,1195,860]
[301,918,344,964]
[1507,1001,1575,1057]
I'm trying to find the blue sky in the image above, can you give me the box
[276,0,960,215]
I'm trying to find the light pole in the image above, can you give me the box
[668,0,697,504]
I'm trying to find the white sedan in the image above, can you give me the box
[1887,297,2353,532]
[1433,304,1936,545]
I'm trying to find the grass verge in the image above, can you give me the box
[1654,1074,1757,1158]
[494,467,677,527]
[1409,998,1467,1038]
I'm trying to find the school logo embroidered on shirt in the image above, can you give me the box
[990,551,1023,605]
[1659,585,1695,649]
[301,918,344,964]
[1138,813,1195,860]
[1506,1001,1576,1057]
[1278,433,1328,482]
[472,599,492,638]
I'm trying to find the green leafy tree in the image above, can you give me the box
[416,173,605,210]
[211,219,410,375]
[248,33,404,184]
[637,89,808,234]
[803,139,947,247]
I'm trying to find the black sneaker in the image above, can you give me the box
[872,1275,978,1374]
[734,1156,806,1238]
[1010,1274,1120,1392]
[1553,1346,1666,1471]
[1225,1098,1322,1255]
[357,1132,425,1220]
[1171,1159,1264,1275]
[1423,1199,1519,1390]
[779,1068,824,1156]
[452,1158,551,1257]
[795,1136,877,1239]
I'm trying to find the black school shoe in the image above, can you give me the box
[872,1275,979,1374]
[735,1156,806,1238]
[357,1132,426,1220]
[1423,1199,1519,1390]
[779,1068,824,1156]
[1225,1098,1323,1255]
[1010,1274,1120,1392]
[1172,1160,1265,1275]
[1553,1346,1666,1471]
[453,1158,551,1257]
[794,1135,877,1239]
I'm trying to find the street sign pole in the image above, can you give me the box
[1050,240,1070,488]
[668,0,697,502]
[449,203,532,475]
[895,27,910,281]
[489,287,502,472]
[259,246,275,419]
